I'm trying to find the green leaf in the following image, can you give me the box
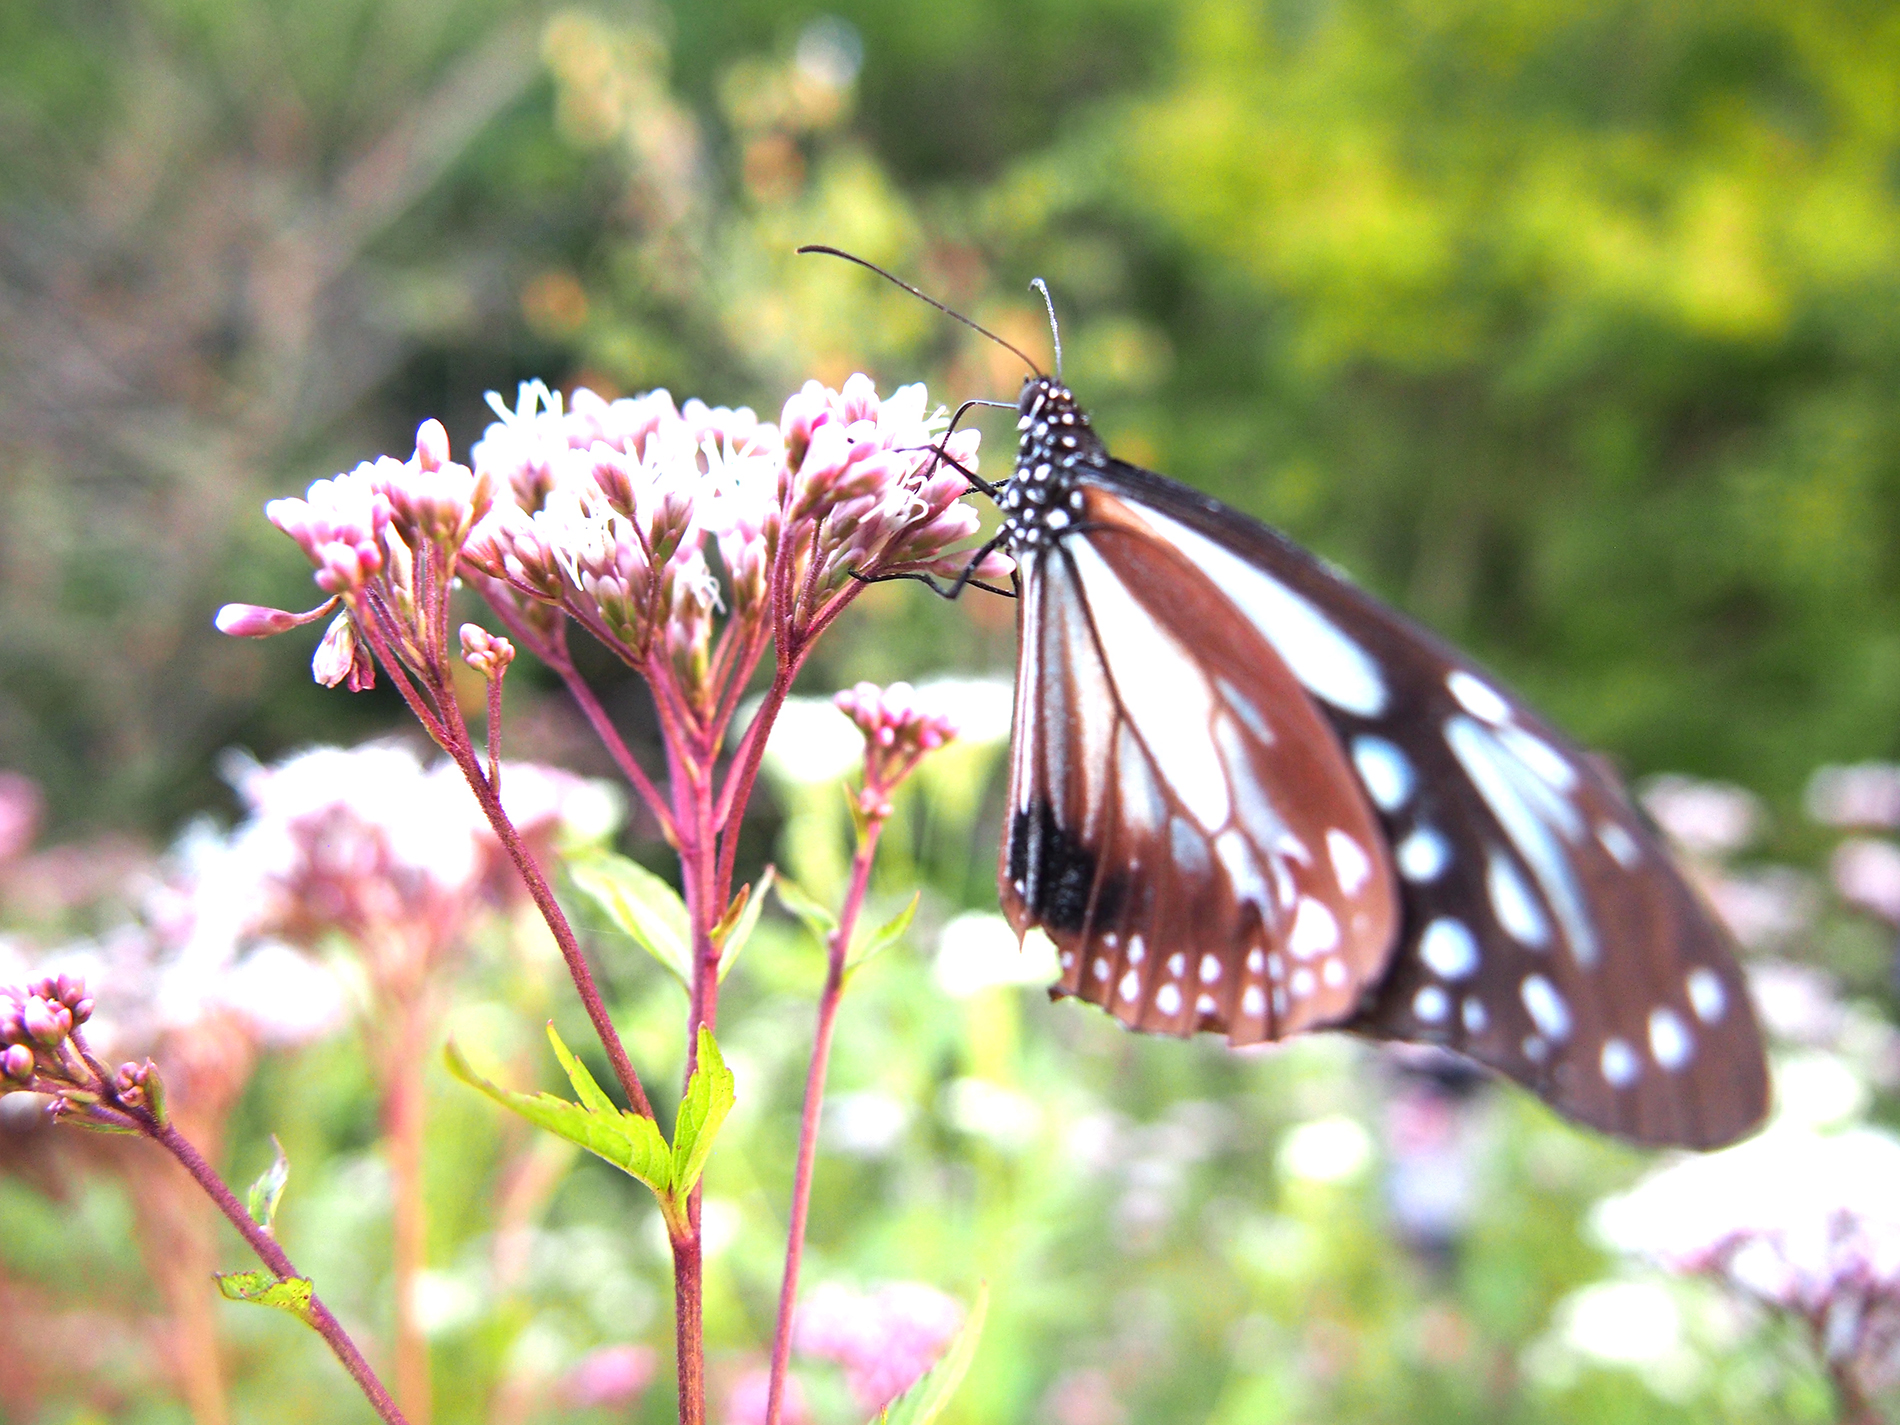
[670,1025,735,1200]
[879,1282,989,1425]
[715,866,775,983]
[567,850,692,986]
[443,1039,673,1208]
[773,874,838,946]
[215,1270,315,1325]
[847,891,921,975]
[247,1136,290,1232]
[544,1023,619,1117]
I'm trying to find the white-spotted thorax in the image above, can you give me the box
[1004,376,1108,556]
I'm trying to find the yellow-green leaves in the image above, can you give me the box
[246,1136,290,1233]
[446,1022,735,1241]
[216,1270,315,1324]
[569,850,770,986]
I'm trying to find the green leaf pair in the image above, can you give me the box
[567,850,771,988]
[214,1140,310,1325]
[445,1022,734,1242]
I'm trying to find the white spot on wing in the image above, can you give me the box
[1288,899,1340,959]
[1290,967,1316,998]
[1156,983,1182,1015]
[1499,725,1576,792]
[1686,968,1726,1024]
[1092,957,1110,981]
[1598,821,1640,867]
[1520,974,1571,1041]
[1242,985,1266,1018]
[1170,818,1210,877]
[1419,918,1479,981]
[1115,723,1165,835]
[1216,678,1275,744]
[1326,830,1372,894]
[1066,540,1231,830]
[1352,736,1414,811]
[1413,986,1450,1023]
[1196,993,1218,1015]
[1486,851,1549,948]
[1461,997,1488,1034]
[1448,670,1510,724]
[1601,1038,1640,1087]
[1166,953,1186,979]
[1199,954,1222,984]
[1119,969,1141,1003]
[1214,829,1272,913]
[1127,935,1146,965]
[1134,507,1389,716]
[1446,716,1597,966]
[1396,827,1450,882]
[1649,1008,1692,1069]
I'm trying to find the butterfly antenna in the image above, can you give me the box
[1030,278,1062,382]
[796,245,1045,377]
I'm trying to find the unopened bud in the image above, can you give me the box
[215,602,317,638]
[22,995,71,1047]
[460,624,516,680]
[415,418,451,473]
[1,1043,33,1083]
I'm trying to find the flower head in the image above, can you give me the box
[834,681,959,819]
[794,1280,965,1414]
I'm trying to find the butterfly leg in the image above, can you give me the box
[847,528,1016,600]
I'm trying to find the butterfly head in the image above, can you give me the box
[1004,377,1106,553]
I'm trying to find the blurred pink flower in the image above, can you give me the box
[834,681,959,818]
[0,772,44,865]
[1808,762,1900,830]
[723,1365,809,1425]
[1640,774,1762,859]
[795,1280,965,1415]
[1702,865,1817,950]
[1042,1368,1127,1425]
[1832,837,1900,924]
[562,1343,658,1410]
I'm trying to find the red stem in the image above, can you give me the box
[145,1117,411,1425]
[764,814,887,1425]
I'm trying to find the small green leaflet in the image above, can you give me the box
[444,1023,735,1241]
[713,866,774,983]
[847,892,920,976]
[772,874,838,946]
[215,1270,314,1325]
[567,850,692,986]
[247,1136,291,1233]
[879,1282,989,1425]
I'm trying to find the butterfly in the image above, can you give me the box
[801,247,1770,1150]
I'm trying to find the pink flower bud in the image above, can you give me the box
[415,418,450,472]
[1,1044,33,1083]
[22,995,71,1047]
[460,624,516,680]
[214,599,339,637]
[312,613,375,691]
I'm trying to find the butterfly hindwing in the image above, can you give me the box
[1000,487,1401,1043]
[1099,456,1769,1147]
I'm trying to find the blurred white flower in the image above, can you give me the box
[942,1076,1041,1151]
[908,676,1015,748]
[823,1089,914,1157]
[795,1280,965,1415]
[933,912,1059,997]
[1747,961,1847,1045]
[756,694,864,787]
[1640,775,1762,858]
[1807,762,1900,830]
[1702,866,1816,951]
[1595,1123,1900,1390]
[1773,1051,1870,1131]
[1278,1114,1374,1185]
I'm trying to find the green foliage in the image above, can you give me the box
[246,1137,291,1232]
[847,890,921,977]
[568,849,695,988]
[445,1021,735,1241]
[214,1270,315,1325]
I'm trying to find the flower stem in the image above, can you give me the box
[145,1117,411,1425]
[386,995,432,1425]
[764,816,886,1425]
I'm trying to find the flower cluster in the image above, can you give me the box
[793,1280,965,1414]
[833,680,959,820]
[0,971,165,1131]
[1597,1125,1900,1392]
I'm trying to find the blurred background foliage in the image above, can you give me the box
[5,0,1900,1421]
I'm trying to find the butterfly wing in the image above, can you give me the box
[1094,458,1769,1147]
[1001,486,1401,1042]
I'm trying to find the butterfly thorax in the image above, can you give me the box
[1003,377,1108,555]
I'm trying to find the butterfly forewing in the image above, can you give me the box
[1000,486,1401,1043]
[1108,463,1770,1147]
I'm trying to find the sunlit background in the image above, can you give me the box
[5,1,1900,1421]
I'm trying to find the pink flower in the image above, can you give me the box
[1833,837,1900,924]
[723,1366,809,1425]
[833,682,959,818]
[794,1280,965,1414]
[0,771,44,865]
[562,1344,657,1410]
[1808,762,1900,830]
